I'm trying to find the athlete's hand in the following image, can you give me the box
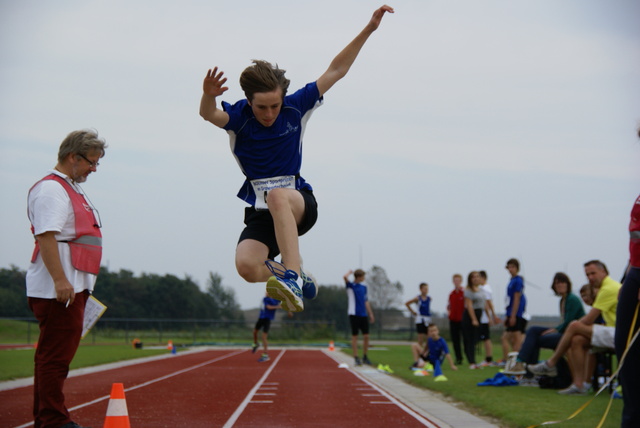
[367,5,394,32]
[203,67,229,97]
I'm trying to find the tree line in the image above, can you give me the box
[0,265,404,329]
[0,266,243,320]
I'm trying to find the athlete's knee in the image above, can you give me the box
[235,258,263,283]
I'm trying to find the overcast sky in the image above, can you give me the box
[1,0,638,316]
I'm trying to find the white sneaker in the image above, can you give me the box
[527,361,558,377]
[558,383,588,395]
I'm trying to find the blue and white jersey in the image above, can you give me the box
[259,296,280,320]
[222,82,323,206]
[415,295,431,324]
[418,295,431,316]
[346,281,368,317]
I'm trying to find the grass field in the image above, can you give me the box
[364,345,622,428]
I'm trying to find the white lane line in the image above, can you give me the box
[222,349,286,428]
[324,351,442,428]
[13,349,246,428]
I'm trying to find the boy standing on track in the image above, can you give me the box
[344,269,375,366]
[199,5,394,313]
[252,294,291,362]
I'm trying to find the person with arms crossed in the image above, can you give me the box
[199,5,394,312]
[344,269,375,366]
[27,130,107,428]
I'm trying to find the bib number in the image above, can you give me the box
[250,175,296,210]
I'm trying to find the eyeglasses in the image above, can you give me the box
[78,153,100,168]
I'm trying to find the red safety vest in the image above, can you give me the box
[30,174,102,275]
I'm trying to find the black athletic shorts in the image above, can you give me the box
[479,323,490,341]
[506,317,527,333]
[350,315,370,336]
[416,322,428,334]
[254,318,272,333]
[238,189,318,260]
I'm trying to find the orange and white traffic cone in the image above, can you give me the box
[103,383,130,428]
[328,340,335,351]
[167,340,173,350]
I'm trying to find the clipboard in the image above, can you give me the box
[81,295,107,339]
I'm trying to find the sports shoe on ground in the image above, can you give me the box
[355,357,363,366]
[413,369,429,376]
[258,353,270,362]
[518,377,539,387]
[479,361,492,368]
[558,383,588,395]
[300,268,318,300]
[434,374,448,382]
[265,261,303,312]
[362,355,372,365]
[495,360,506,367]
[251,343,259,354]
[504,361,526,375]
[527,361,558,377]
[383,364,394,374]
[469,363,480,369]
[425,363,434,372]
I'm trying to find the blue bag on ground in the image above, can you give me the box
[477,372,519,386]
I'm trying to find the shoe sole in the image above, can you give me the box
[266,277,304,312]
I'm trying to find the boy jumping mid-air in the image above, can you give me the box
[199,5,394,312]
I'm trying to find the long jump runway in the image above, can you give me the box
[0,348,454,428]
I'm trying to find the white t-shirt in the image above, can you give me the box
[26,170,97,298]
[480,283,493,324]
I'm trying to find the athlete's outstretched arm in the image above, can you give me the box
[316,5,394,97]
[199,66,231,128]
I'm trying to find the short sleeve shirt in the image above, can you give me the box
[592,276,622,327]
[222,82,323,205]
[346,281,368,317]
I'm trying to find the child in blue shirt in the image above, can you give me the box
[411,324,458,380]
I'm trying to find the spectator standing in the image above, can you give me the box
[500,258,527,364]
[462,271,485,369]
[478,270,501,366]
[405,282,432,347]
[447,273,465,365]
[344,269,375,366]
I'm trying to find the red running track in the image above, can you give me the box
[1,349,439,427]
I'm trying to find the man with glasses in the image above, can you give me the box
[26,129,106,428]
